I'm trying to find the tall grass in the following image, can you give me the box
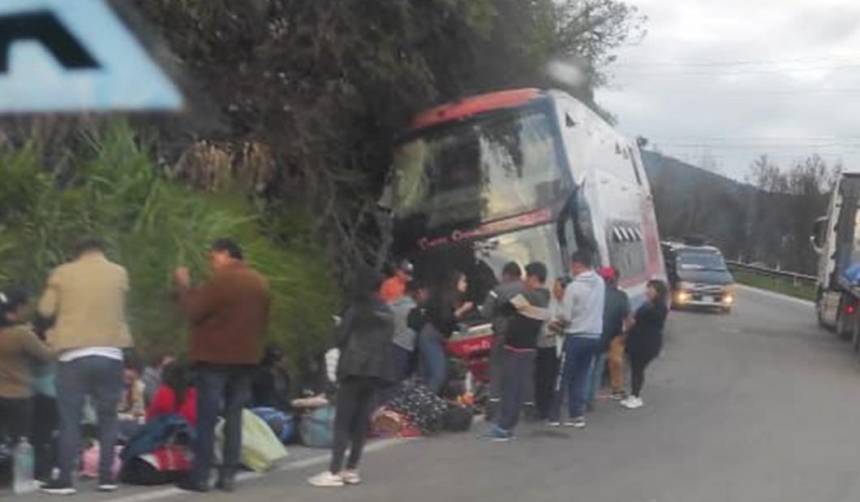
[0,123,339,364]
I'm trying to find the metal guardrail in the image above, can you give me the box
[726,261,817,287]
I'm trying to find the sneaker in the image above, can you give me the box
[308,471,345,487]
[176,479,210,493]
[568,416,586,428]
[611,391,627,401]
[547,421,561,427]
[41,481,76,496]
[340,470,361,485]
[98,483,119,493]
[621,396,644,409]
[483,426,512,442]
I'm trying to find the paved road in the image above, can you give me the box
[23,287,860,502]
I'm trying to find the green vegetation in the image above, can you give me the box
[0,123,339,363]
[732,270,816,302]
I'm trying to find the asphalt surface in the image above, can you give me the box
[19,287,860,502]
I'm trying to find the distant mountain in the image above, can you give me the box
[640,150,821,274]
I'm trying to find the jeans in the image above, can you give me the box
[550,336,600,421]
[487,335,505,402]
[586,352,608,404]
[0,397,32,444]
[534,347,559,420]
[497,348,536,432]
[417,325,447,394]
[330,376,379,473]
[191,365,252,485]
[56,356,124,485]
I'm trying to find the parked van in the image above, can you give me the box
[663,241,735,313]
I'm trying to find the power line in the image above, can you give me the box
[615,55,860,68]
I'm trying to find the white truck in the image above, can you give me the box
[811,171,860,346]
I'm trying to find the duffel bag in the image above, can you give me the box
[251,407,296,444]
[299,405,336,448]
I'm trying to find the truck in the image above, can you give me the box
[811,171,860,344]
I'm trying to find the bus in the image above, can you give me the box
[382,88,666,319]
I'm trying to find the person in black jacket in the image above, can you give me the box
[309,267,395,488]
[621,280,669,410]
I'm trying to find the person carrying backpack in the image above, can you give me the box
[309,267,395,488]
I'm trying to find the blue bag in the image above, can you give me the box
[250,407,296,444]
[299,406,335,448]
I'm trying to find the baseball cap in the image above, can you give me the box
[597,267,617,281]
[398,260,414,276]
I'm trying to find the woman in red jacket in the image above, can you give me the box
[146,361,197,426]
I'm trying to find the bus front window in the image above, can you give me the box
[392,109,569,229]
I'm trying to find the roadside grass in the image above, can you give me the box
[733,270,817,302]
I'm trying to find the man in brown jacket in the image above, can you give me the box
[38,238,132,496]
[174,238,270,493]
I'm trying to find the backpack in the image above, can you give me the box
[251,407,296,444]
[120,445,191,486]
[442,404,474,432]
[299,405,336,448]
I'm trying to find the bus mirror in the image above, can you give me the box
[811,217,827,254]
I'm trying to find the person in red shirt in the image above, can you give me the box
[146,361,197,426]
[380,260,414,304]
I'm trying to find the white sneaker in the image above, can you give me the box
[308,472,345,487]
[340,470,361,485]
[621,396,644,409]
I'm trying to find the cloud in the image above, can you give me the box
[597,0,860,178]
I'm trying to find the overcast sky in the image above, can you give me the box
[595,0,860,180]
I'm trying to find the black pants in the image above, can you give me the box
[0,397,32,444]
[330,376,378,474]
[628,346,660,397]
[497,348,536,432]
[32,394,59,480]
[534,347,559,420]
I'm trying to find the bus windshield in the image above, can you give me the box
[390,108,568,229]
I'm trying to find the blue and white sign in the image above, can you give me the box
[0,0,183,113]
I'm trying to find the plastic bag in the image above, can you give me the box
[215,410,288,472]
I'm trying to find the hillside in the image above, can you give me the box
[641,150,824,274]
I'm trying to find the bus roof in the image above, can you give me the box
[411,88,543,130]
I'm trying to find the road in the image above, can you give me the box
[23,286,860,502]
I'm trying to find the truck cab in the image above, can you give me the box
[663,241,736,313]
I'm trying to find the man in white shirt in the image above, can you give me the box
[548,250,605,429]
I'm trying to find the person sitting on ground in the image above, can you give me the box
[251,344,292,412]
[146,361,197,426]
[142,353,175,407]
[0,288,54,445]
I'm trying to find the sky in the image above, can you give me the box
[594,0,860,180]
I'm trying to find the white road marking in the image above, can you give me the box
[106,438,408,502]
[736,284,814,308]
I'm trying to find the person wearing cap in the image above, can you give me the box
[173,238,271,493]
[380,260,414,304]
[586,267,631,406]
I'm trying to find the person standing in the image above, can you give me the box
[534,277,569,420]
[486,263,550,441]
[586,267,631,407]
[389,281,428,382]
[0,289,54,445]
[481,262,524,416]
[38,238,132,495]
[549,250,605,429]
[621,280,670,410]
[380,260,413,304]
[174,239,271,493]
[418,271,472,394]
[309,267,394,487]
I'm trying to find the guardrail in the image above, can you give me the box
[726,261,817,287]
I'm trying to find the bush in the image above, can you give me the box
[0,122,339,364]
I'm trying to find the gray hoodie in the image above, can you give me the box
[559,269,605,338]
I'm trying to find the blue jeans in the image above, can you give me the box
[550,336,600,420]
[586,352,609,404]
[56,356,124,485]
[417,325,447,394]
[191,365,252,485]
